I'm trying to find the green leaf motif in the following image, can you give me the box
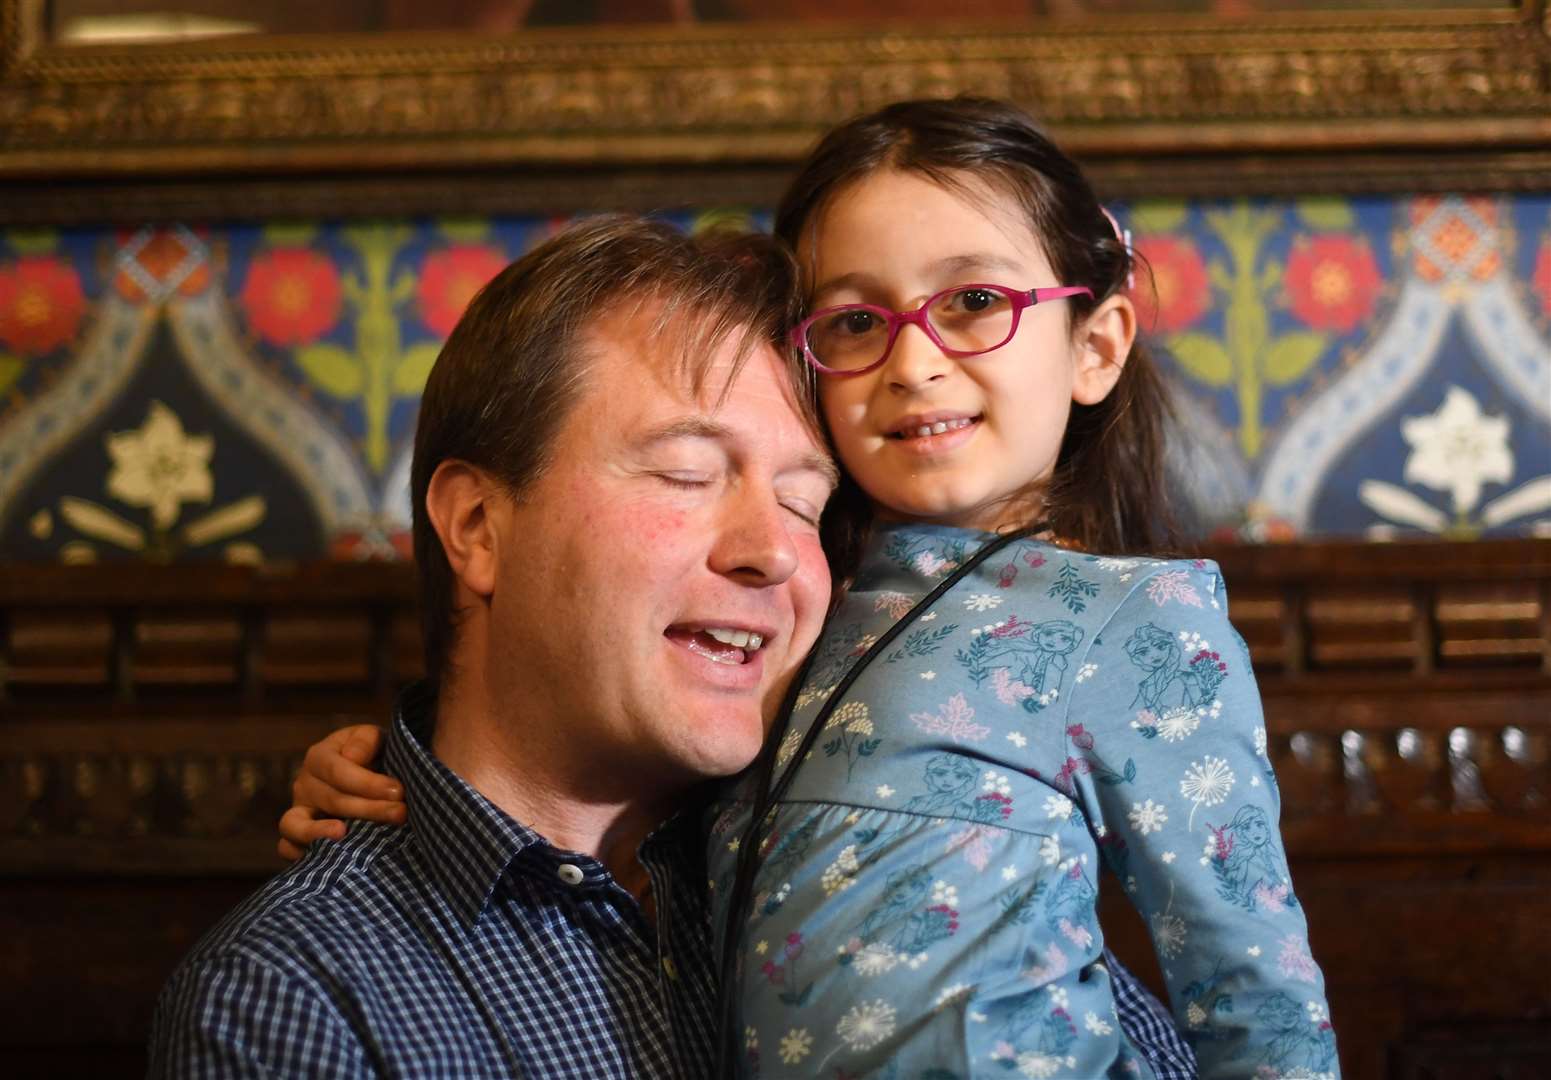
[1294,197,1355,231]
[435,218,492,244]
[5,229,60,255]
[295,344,365,399]
[394,342,442,397]
[1129,200,1189,234]
[1169,332,1234,388]
[1264,331,1327,387]
[0,354,22,394]
[262,222,320,248]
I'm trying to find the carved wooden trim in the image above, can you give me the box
[2,538,1548,875]
[1,1,1548,220]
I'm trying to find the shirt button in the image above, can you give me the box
[556,863,585,886]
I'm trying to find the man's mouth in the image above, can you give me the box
[888,415,979,440]
[665,625,767,666]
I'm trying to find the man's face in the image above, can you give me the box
[486,308,836,792]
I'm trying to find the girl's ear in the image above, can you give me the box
[1071,293,1137,406]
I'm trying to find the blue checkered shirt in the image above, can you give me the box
[148,683,717,1078]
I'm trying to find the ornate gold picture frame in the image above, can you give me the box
[2,0,1548,223]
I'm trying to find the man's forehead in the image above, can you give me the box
[586,305,798,407]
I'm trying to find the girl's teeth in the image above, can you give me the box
[909,418,971,438]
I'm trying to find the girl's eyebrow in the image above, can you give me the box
[812,252,1027,298]
[928,252,1025,278]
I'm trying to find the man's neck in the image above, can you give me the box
[429,682,675,901]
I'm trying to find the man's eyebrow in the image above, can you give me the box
[635,416,730,446]
[635,416,840,488]
[800,450,842,491]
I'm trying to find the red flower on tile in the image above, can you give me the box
[1131,235,1210,333]
[0,254,87,356]
[1533,239,1551,320]
[417,245,506,339]
[1285,234,1382,333]
[240,248,343,347]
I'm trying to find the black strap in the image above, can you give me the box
[713,526,1036,1074]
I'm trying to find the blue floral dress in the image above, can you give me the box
[710,524,1337,1079]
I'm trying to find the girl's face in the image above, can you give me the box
[800,169,1131,532]
[1131,636,1172,671]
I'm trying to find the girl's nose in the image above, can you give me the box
[883,323,953,392]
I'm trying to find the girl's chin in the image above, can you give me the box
[869,497,1005,532]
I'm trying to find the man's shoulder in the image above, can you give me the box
[171,821,417,989]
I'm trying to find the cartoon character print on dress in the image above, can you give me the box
[845,754,1014,875]
[994,987,1082,1076]
[755,811,826,917]
[1257,991,1339,1077]
[953,617,1085,715]
[879,528,975,580]
[1180,959,1235,1037]
[1204,804,1299,913]
[837,864,961,976]
[1044,858,1100,952]
[793,619,876,710]
[1125,623,1230,741]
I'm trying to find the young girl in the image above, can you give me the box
[285,99,1335,1079]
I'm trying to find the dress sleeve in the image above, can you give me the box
[148,948,372,1079]
[1062,562,1339,1080]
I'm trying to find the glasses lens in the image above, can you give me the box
[804,307,889,371]
[927,286,1015,355]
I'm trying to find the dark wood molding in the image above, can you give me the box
[2,1,1549,223]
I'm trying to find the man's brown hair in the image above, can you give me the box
[411,214,813,689]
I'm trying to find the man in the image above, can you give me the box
[151,216,1196,1077]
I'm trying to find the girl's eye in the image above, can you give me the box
[823,309,883,337]
[944,287,1004,314]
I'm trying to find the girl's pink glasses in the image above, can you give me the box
[790,283,1094,376]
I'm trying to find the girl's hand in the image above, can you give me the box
[277,724,406,862]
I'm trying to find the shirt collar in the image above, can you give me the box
[385,681,542,929]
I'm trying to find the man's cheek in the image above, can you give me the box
[794,533,833,614]
[614,502,691,543]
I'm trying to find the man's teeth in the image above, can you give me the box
[907,417,974,438]
[704,627,763,650]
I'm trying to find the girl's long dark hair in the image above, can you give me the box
[775,97,1182,590]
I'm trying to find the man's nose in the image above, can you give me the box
[884,320,953,392]
[709,483,800,586]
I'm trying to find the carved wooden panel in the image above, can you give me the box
[2,538,1548,1075]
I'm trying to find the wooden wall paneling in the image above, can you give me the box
[2,538,1549,1075]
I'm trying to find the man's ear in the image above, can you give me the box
[1072,293,1137,406]
[424,461,502,599]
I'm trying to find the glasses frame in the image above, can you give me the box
[790,283,1095,377]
